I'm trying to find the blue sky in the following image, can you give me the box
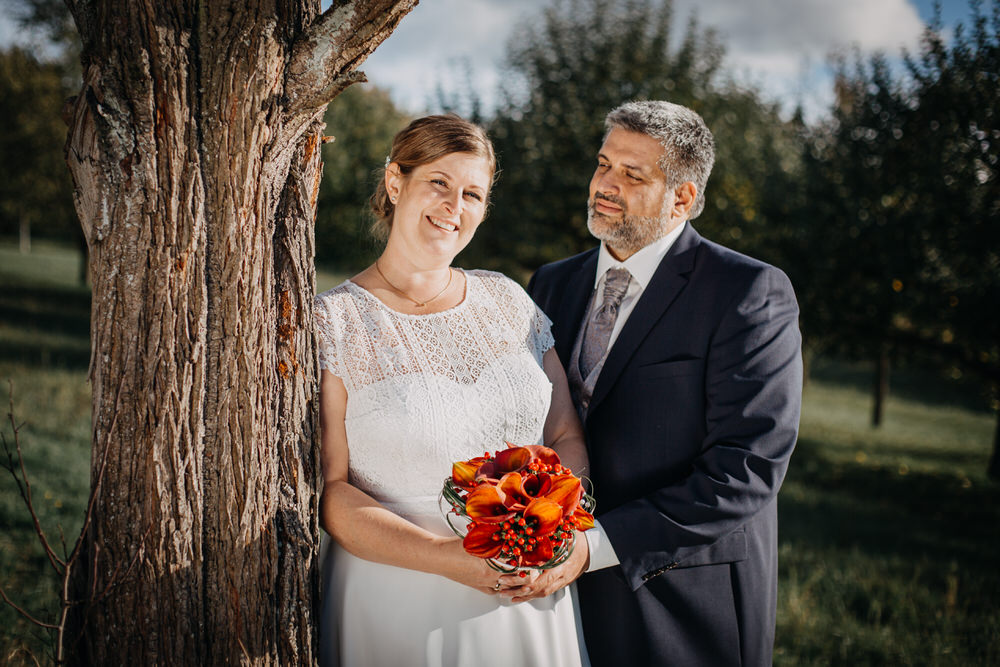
[0,0,979,119]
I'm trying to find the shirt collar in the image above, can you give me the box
[594,221,687,290]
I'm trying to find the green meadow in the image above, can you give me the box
[1,241,997,665]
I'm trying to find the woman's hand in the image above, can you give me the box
[432,537,540,596]
[495,530,589,602]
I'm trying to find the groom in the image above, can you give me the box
[520,101,802,665]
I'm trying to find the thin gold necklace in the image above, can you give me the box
[374,259,453,308]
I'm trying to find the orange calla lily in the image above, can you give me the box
[475,446,532,481]
[522,444,561,468]
[465,484,515,523]
[463,523,503,558]
[452,456,488,490]
[572,506,595,531]
[498,471,554,510]
[543,474,584,517]
[444,443,596,572]
[523,497,563,537]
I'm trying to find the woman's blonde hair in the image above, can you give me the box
[370,114,497,241]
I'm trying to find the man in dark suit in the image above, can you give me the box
[504,101,802,666]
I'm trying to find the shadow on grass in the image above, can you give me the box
[809,357,994,414]
[780,436,999,570]
[0,281,91,369]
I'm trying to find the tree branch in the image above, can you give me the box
[0,585,59,630]
[284,0,419,115]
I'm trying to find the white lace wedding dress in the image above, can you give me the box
[315,269,588,667]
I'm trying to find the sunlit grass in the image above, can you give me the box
[1,240,997,664]
[0,240,86,289]
[775,379,999,666]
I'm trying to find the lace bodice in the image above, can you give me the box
[315,269,555,518]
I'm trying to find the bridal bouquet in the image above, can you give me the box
[440,443,595,573]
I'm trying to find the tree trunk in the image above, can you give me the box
[989,391,1000,481]
[871,343,890,428]
[61,1,416,663]
[19,213,30,254]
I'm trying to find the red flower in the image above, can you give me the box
[523,497,563,537]
[452,455,489,490]
[521,535,554,566]
[464,484,516,523]
[544,474,585,517]
[463,522,503,558]
[571,506,595,531]
[475,442,562,481]
[441,442,595,572]
[497,471,554,510]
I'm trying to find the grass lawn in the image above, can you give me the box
[776,374,999,665]
[1,240,998,664]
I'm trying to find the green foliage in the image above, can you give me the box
[464,0,719,274]
[458,0,801,279]
[315,84,411,273]
[0,47,77,246]
[794,1,1000,384]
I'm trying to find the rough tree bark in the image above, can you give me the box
[61,1,417,663]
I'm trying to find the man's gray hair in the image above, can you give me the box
[604,100,715,220]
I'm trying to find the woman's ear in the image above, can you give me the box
[384,162,402,203]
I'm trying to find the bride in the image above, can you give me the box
[315,114,591,666]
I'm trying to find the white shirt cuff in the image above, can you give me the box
[584,518,620,572]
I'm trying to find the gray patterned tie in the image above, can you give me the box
[579,267,632,379]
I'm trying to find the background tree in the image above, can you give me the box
[316,84,410,273]
[0,48,76,256]
[461,0,802,287]
[794,54,919,425]
[796,1,999,461]
[49,1,416,663]
[901,3,1000,474]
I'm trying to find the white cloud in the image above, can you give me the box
[358,0,930,120]
[360,0,538,112]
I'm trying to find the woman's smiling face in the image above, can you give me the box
[385,151,492,265]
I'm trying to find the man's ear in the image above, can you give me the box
[672,182,697,219]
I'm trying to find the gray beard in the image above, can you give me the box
[587,205,670,257]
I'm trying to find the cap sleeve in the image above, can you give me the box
[313,293,341,377]
[528,293,555,359]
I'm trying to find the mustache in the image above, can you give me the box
[590,192,626,211]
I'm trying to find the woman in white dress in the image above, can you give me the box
[315,114,591,666]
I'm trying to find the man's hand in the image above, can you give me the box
[497,531,590,602]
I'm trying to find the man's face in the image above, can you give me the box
[587,128,674,260]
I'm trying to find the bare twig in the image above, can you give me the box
[0,586,60,630]
[1,379,139,664]
[3,387,65,573]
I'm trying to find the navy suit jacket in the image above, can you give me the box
[528,224,802,666]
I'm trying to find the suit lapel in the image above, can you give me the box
[552,251,598,367]
[588,226,702,415]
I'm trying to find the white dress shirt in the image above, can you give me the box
[584,222,687,572]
